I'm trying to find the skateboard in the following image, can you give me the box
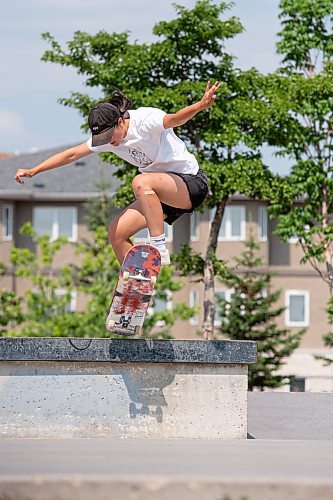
[105,244,161,336]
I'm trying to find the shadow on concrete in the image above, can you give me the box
[110,340,176,423]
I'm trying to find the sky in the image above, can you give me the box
[0,0,287,172]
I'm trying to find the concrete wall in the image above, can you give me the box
[0,360,247,439]
[0,338,256,439]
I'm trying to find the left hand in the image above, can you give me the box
[200,80,221,110]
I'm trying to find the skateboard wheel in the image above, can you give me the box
[151,276,157,286]
[107,320,115,329]
[123,271,129,281]
[134,326,142,335]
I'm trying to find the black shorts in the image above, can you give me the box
[161,168,209,225]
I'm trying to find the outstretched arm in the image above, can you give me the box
[14,142,92,184]
[163,80,221,129]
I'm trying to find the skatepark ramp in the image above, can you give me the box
[0,338,256,439]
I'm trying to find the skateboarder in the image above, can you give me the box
[14,81,220,266]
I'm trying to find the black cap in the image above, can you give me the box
[88,103,121,147]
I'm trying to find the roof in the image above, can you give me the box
[0,144,273,205]
[0,144,120,201]
[0,153,15,160]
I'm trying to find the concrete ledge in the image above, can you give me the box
[0,337,257,364]
[0,338,256,439]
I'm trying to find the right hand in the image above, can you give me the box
[199,80,221,110]
[14,169,34,184]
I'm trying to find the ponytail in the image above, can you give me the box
[107,89,132,118]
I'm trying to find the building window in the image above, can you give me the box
[33,207,78,242]
[214,289,234,326]
[2,205,13,241]
[285,290,310,327]
[55,289,77,313]
[258,206,267,241]
[148,291,172,327]
[133,223,173,244]
[190,212,200,241]
[133,228,148,243]
[189,290,199,325]
[288,225,310,244]
[211,206,246,241]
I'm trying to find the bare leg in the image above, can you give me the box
[109,173,192,264]
[108,201,147,264]
[132,173,192,237]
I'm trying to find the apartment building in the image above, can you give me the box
[1,146,333,389]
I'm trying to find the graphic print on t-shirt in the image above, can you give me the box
[129,147,152,167]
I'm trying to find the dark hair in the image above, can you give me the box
[107,89,132,117]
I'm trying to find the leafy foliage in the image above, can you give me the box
[271,0,333,360]
[0,261,24,336]
[9,223,76,337]
[141,266,195,339]
[0,290,23,335]
[84,177,117,231]
[277,0,333,75]
[216,236,305,390]
[5,188,194,338]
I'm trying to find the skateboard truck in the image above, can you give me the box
[123,269,157,285]
[107,314,142,336]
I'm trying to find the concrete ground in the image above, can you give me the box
[0,393,333,500]
[248,392,333,439]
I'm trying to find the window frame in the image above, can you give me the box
[55,289,77,313]
[2,204,13,241]
[214,288,234,326]
[190,212,200,242]
[33,206,78,242]
[258,206,268,242]
[189,290,199,325]
[148,290,173,327]
[210,206,246,241]
[285,290,310,327]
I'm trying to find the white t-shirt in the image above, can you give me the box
[86,107,199,175]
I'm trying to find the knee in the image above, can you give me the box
[132,174,153,198]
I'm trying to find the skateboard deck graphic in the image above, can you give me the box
[106,244,161,336]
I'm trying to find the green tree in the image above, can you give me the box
[10,223,74,337]
[269,0,333,361]
[217,236,305,390]
[84,177,116,232]
[62,224,120,338]
[0,262,24,336]
[41,0,284,338]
